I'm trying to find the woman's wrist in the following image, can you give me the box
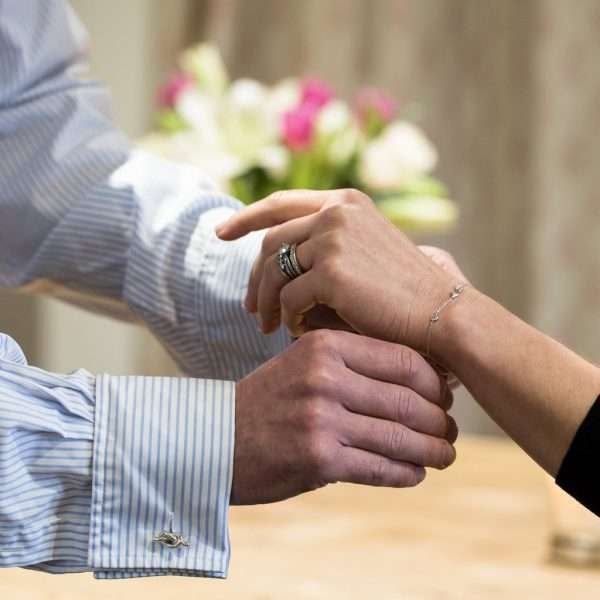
[394,268,457,352]
[427,284,600,475]
[427,285,486,373]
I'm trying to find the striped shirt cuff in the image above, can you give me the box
[89,375,235,578]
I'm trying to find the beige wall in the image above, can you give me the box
[530,0,600,363]
[0,293,38,358]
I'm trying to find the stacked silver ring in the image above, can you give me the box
[277,242,304,280]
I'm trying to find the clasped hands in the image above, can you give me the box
[217,189,465,505]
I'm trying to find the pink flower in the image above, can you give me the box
[300,78,334,111]
[282,104,317,151]
[157,72,194,108]
[356,87,396,125]
[281,78,334,151]
[279,78,334,151]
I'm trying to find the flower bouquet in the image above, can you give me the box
[143,44,457,232]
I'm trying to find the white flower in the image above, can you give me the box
[257,145,290,180]
[175,88,222,148]
[315,100,360,165]
[220,79,278,162]
[267,78,301,118]
[316,100,351,136]
[227,78,268,110]
[179,44,228,97]
[358,121,438,190]
[141,131,245,192]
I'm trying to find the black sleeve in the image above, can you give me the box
[556,395,600,516]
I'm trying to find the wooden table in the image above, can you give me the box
[2,435,600,599]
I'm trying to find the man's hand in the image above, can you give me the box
[231,329,457,504]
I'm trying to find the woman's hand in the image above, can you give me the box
[217,189,463,351]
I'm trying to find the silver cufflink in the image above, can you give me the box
[152,513,190,549]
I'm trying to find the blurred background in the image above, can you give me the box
[1,0,599,435]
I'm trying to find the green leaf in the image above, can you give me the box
[397,176,448,198]
[376,195,458,232]
[156,110,188,134]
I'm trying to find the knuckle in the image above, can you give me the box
[302,366,335,396]
[305,437,331,480]
[298,329,337,357]
[321,203,352,228]
[395,346,417,383]
[386,424,408,456]
[339,188,368,205]
[368,457,388,486]
[319,255,344,285]
[262,228,278,256]
[394,388,413,424]
[301,398,327,429]
[322,230,345,254]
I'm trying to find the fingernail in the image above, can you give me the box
[446,445,457,467]
[415,467,426,484]
[446,416,459,443]
[215,222,227,237]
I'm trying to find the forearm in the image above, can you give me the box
[433,289,600,475]
[0,0,289,378]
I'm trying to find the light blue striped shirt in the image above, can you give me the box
[0,0,288,578]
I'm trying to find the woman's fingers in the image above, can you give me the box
[216,190,330,241]
[280,280,319,337]
[255,240,316,335]
[245,213,317,313]
[256,256,289,332]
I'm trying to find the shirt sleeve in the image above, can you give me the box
[0,333,234,578]
[555,394,600,517]
[0,0,289,381]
